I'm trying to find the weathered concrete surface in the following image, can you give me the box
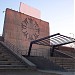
[0,69,62,75]
[3,8,50,55]
[19,2,41,19]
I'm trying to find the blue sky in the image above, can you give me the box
[0,0,74,37]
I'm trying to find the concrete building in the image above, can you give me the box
[0,5,75,75]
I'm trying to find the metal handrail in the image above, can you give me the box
[30,48,49,57]
[1,40,75,71]
[4,40,22,56]
[58,48,75,57]
[1,40,47,57]
[55,49,74,58]
[27,46,75,71]
[1,40,31,57]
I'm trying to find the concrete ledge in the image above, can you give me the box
[0,69,63,75]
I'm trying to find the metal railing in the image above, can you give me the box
[1,40,37,67]
[0,40,29,59]
[1,40,75,71]
[4,40,22,56]
[27,45,75,71]
[1,40,49,58]
[48,57,75,71]
[30,48,50,57]
[28,33,75,56]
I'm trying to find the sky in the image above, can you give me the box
[0,0,74,37]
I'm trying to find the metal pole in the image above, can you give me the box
[50,46,55,57]
[28,42,33,56]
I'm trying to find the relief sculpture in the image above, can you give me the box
[21,17,40,40]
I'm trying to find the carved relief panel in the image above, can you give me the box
[21,17,40,40]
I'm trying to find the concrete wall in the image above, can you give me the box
[19,2,41,19]
[3,8,50,56]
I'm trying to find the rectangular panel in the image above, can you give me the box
[19,2,41,19]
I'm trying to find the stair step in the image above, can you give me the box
[0,57,8,61]
[0,53,20,61]
[0,65,28,69]
[0,42,30,69]
[49,57,75,71]
[25,56,66,71]
[58,49,75,57]
[0,61,21,65]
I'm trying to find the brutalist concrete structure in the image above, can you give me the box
[3,8,50,56]
[1,8,75,75]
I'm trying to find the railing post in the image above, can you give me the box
[28,42,33,56]
[50,46,55,57]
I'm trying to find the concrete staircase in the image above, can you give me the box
[25,56,66,71]
[49,57,75,71]
[0,37,75,72]
[0,42,28,69]
[47,47,75,71]
[0,40,63,75]
[0,41,36,69]
[24,47,75,71]
[57,47,75,57]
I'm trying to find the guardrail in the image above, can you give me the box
[1,40,75,71]
[49,57,75,71]
[29,48,50,57]
[1,40,50,58]
[4,40,23,56]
